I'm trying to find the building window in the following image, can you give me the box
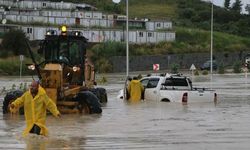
[148,32,153,37]
[42,3,46,7]
[139,32,143,37]
[27,28,32,34]
[156,23,161,27]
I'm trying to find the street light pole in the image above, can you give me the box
[210,0,213,81]
[126,0,129,77]
[112,0,129,100]
[112,0,129,77]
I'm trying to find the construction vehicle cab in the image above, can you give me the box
[2,26,107,114]
[39,28,88,84]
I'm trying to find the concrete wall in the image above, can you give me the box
[110,52,248,72]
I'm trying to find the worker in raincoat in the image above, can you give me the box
[10,80,60,137]
[128,76,144,102]
[84,58,95,88]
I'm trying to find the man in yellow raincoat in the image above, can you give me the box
[10,81,60,137]
[128,76,144,102]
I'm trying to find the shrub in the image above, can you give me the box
[233,61,242,73]
[98,76,108,84]
[194,70,199,76]
[1,29,28,56]
[170,63,180,74]
[137,74,143,79]
[218,63,225,74]
[95,58,113,73]
[202,70,209,75]
[91,41,126,57]
[0,58,20,75]
[0,57,34,75]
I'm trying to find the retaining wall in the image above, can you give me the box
[109,51,248,72]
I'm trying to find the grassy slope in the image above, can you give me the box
[129,0,178,20]
[175,27,250,53]
[127,0,250,54]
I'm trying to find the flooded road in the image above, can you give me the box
[0,73,250,150]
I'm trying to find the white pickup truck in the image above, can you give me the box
[119,74,217,103]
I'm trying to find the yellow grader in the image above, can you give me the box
[2,26,107,114]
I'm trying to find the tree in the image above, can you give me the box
[245,4,250,15]
[231,0,242,14]
[224,0,230,10]
[1,29,28,56]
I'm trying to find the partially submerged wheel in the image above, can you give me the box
[77,102,90,114]
[75,91,102,114]
[2,90,24,114]
[97,88,108,103]
[89,88,108,103]
[161,98,170,102]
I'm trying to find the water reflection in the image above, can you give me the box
[182,104,189,113]
[24,134,87,150]
[25,135,47,150]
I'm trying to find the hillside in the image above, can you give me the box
[128,0,178,20]
[81,0,250,55]
[79,0,250,36]
[0,0,250,74]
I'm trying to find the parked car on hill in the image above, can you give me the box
[200,60,217,70]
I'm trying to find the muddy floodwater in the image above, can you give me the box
[0,73,250,150]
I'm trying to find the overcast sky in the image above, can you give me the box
[204,0,249,13]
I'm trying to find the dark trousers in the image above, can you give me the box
[30,124,41,135]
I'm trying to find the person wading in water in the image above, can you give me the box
[10,80,61,137]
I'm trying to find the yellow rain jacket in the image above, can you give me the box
[11,86,60,137]
[128,80,144,102]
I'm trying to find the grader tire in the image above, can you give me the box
[76,91,102,114]
[77,101,91,114]
[2,90,24,114]
[90,88,108,103]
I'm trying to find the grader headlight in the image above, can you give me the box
[46,30,57,36]
[74,31,82,36]
[73,66,80,72]
[75,31,79,36]
[28,64,36,70]
[46,31,51,35]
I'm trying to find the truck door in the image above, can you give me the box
[141,78,160,101]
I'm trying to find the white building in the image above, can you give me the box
[146,21,172,31]
[0,0,175,44]
[0,0,96,10]
[20,25,175,43]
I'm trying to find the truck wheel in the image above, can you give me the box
[89,88,108,103]
[161,98,170,102]
[76,91,102,114]
[2,90,24,114]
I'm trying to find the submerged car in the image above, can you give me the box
[118,73,217,103]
